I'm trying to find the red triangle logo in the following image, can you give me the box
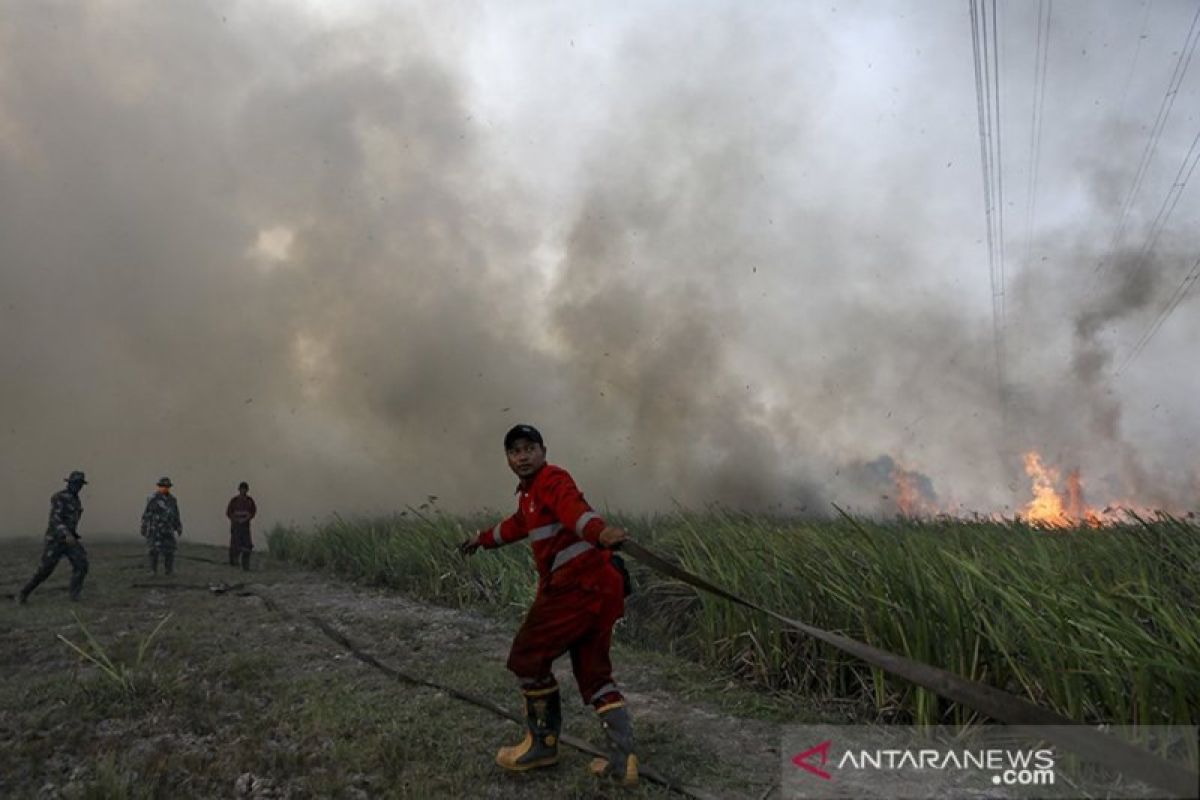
[791,740,833,780]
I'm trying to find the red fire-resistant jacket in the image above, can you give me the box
[476,464,615,591]
[226,495,257,525]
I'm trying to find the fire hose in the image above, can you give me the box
[140,580,721,800]
[132,530,1199,799]
[618,537,1199,798]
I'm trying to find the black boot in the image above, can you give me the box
[149,551,159,575]
[496,685,561,772]
[18,575,39,605]
[589,702,638,786]
[229,548,238,567]
[240,551,251,571]
[164,551,175,576]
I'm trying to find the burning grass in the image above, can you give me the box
[268,509,1200,729]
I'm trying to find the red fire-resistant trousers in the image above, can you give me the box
[506,556,625,708]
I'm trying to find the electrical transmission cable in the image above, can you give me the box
[1096,3,1200,274]
[1116,1,1155,120]
[969,0,1008,406]
[1117,254,1200,375]
[1022,0,1053,271]
[1115,127,1200,373]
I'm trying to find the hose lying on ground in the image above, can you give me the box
[619,537,1199,798]
[132,528,1198,798]
[158,580,725,800]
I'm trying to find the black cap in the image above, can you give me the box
[65,470,88,485]
[156,476,173,488]
[504,424,544,450]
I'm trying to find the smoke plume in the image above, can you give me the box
[2,1,1197,542]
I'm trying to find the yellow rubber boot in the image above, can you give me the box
[588,701,638,786]
[496,685,561,772]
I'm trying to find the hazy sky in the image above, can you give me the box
[2,0,1198,542]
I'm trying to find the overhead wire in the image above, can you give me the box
[1022,0,1053,271]
[1109,6,1200,372]
[1127,126,1200,276]
[1117,254,1200,375]
[1115,127,1200,373]
[1095,2,1200,275]
[988,0,1008,325]
[969,0,1008,408]
[1116,1,1155,120]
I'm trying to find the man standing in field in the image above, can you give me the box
[460,424,638,785]
[225,481,257,571]
[141,477,182,575]
[16,470,90,604]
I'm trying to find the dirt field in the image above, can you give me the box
[0,538,855,799]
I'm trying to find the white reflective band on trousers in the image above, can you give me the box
[550,540,593,572]
[490,522,502,546]
[589,682,618,703]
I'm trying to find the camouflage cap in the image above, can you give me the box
[64,470,88,484]
[156,476,173,488]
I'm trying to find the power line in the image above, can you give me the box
[989,0,1008,326]
[1115,127,1200,373]
[1116,1,1155,121]
[969,0,1008,403]
[1130,126,1200,275]
[1108,5,1200,372]
[1022,0,1053,271]
[1117,254,1200,374]
[1096,2,1200,273]
[969,0,997,341]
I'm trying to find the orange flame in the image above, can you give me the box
[1020,452,1126,527]
[890,462,937,517]
[893,469,919,516]
[866,451,1170,524]
[1022,452,1070,527]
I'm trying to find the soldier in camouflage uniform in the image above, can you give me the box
[17,470,90,604]
[141,477,183,575]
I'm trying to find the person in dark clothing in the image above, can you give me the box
[225,481,257,571]
[17,471,90,604]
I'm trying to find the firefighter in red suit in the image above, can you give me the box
[460,424,637,785]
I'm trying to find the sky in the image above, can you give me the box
[1,0,1198,542]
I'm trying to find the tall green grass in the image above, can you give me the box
[267,508,1200,727]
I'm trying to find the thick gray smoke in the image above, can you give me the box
[1,1,1197,543]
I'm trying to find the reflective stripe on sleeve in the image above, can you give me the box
[574,511,600,535]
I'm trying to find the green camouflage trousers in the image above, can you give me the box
[22,536,88,601]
